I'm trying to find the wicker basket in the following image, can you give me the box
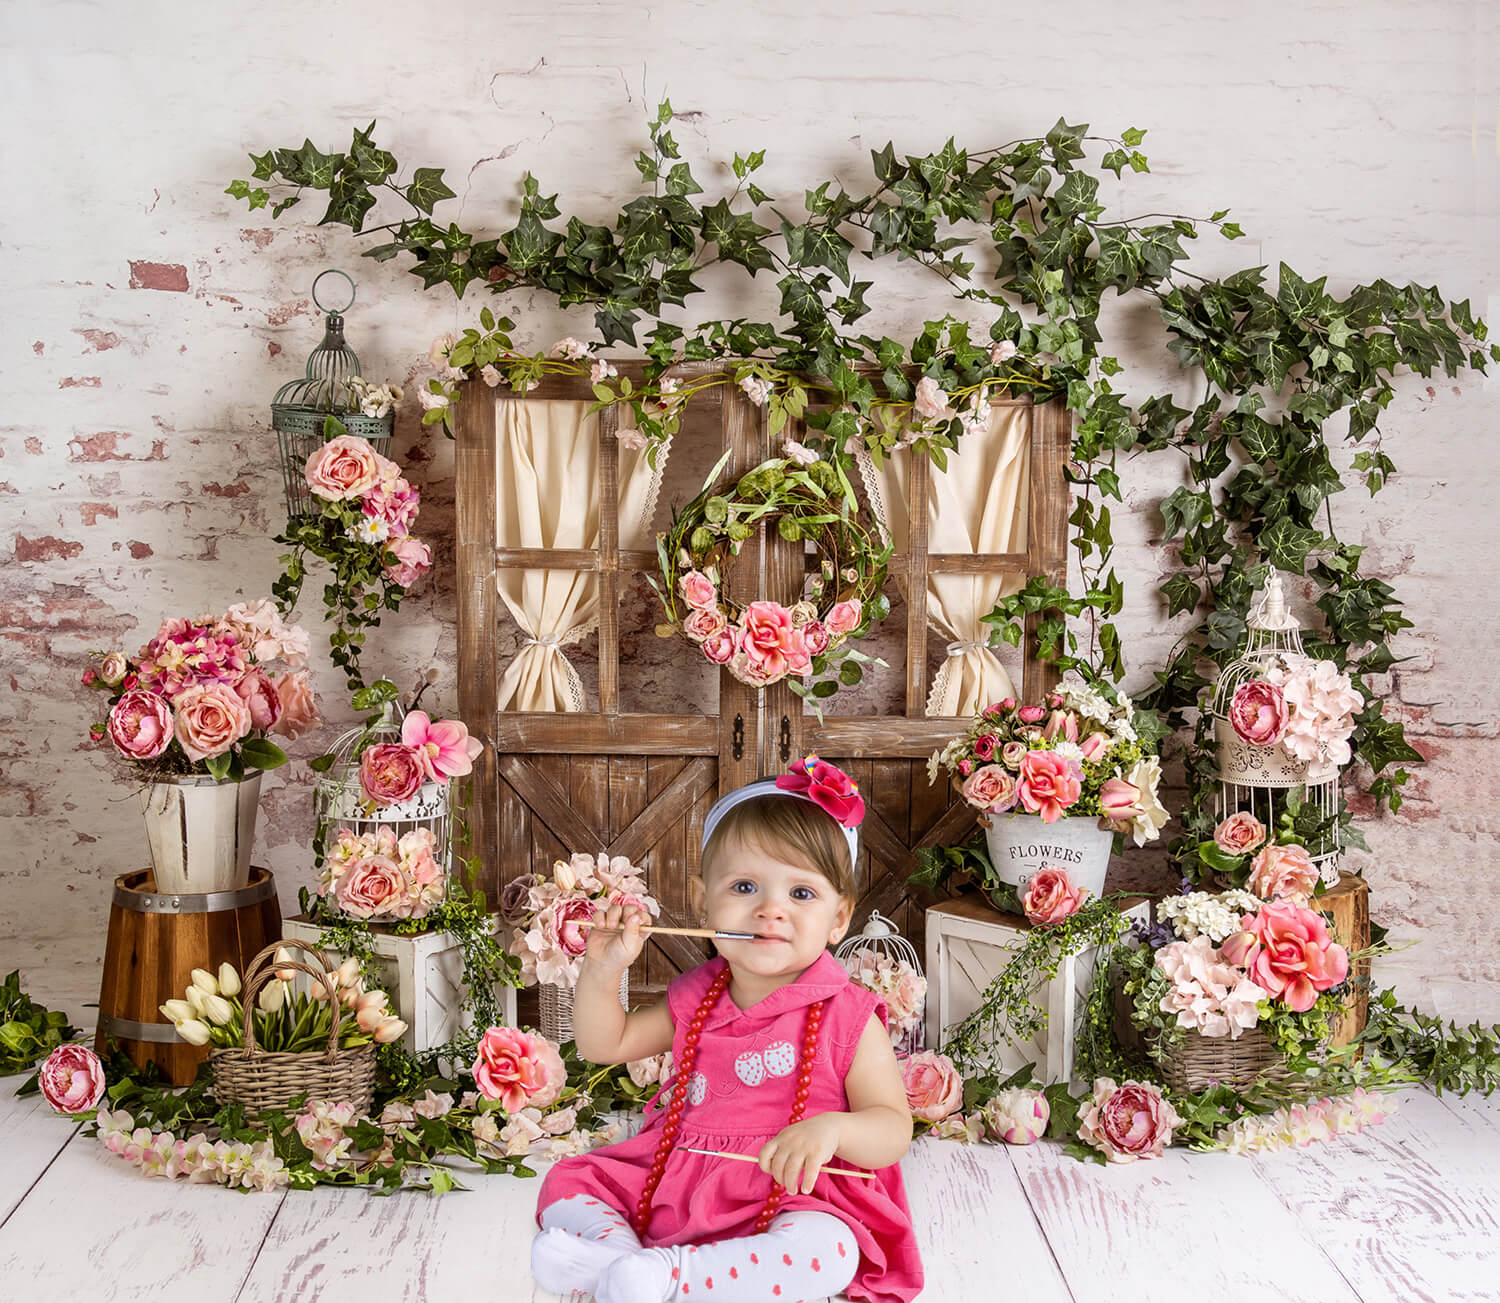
[210,939,377,1119]
[539,972,629,1044]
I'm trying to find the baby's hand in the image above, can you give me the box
[584,901,650,972]
[757,1113,843,1195]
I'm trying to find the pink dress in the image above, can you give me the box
[537,951,924,1303]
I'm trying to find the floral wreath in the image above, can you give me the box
[649,452,892,707]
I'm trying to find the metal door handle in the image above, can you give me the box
[779,715,791,763]
[732,713,745,761]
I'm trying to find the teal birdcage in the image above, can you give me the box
[272,270,394,518]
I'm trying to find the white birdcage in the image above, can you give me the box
[313,701,453,920]
[835,911,926,1055]
[1210,574,1340,885]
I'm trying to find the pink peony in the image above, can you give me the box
[38,1044,106,1114]
[548,897,599,957]
[1022,865,1086,926]
[1017,750,1083,823]
[336,855,407,919]
[972,733,998,762]
[1078,1079,1183,1163]
[107,689,174,760]
[1229,680,1288,747]
[471,1026,566,1112]
[172,683,252,761]
[901,1050,964,1122]
[305,435,388,501]
[801,620,830,657]
[824,600,863,637]
[271,670,320,740]
[400,711,483,782]
[1214,812,1267,857]
[358,743,425,806]
[1248,842,1319,903]
[740,601,801,681]
[981,1088,1049,1145]
[1221,901,1349,1013]
[683,606,728,644]
[384,536,432,588]
[680,570,718,610]
[702,627,738,665]
[960,764,1018,814]
[234,668,283,732]
[776,754,865,827]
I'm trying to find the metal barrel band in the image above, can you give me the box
[98,1013,183,1045]
[112,868,277,915]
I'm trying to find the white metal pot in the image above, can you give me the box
[982,811,1114,900]
[140,773,262,894]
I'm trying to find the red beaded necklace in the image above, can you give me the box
[631,965,826,1239]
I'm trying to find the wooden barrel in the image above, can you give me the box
[96,866,282,1086]
[1315,871,1371,1048]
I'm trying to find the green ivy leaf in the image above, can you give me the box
[1159,574,1201,617]
[407,167,457,215]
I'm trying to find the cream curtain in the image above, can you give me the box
[494,400,664,712]
[858,407,1031,716]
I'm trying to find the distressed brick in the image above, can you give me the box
[31,341,43,355]
[14,535,84,562]
[127,260,189,291]
[74,329,121,352]
[78,503,118,525]
[58,376,102,389]
[23,437,41,455]
[67,431,166,462]
[202,480,250,498]
[127,540,153,558]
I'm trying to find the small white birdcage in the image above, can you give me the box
[835,911,927,1055]
[1210,574,1340,885]
[313,701,453,920]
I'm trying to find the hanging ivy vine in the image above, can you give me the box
[230,105,1496,866]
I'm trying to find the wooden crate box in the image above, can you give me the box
[925,893,1148,1085]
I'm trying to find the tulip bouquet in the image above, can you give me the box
[84,600,318,781]
[159,956,407,1051]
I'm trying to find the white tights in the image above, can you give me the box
[533,1193,859,1302]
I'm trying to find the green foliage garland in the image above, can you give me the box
[0,970,77,1080]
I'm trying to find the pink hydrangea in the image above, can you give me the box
[1155,935,1269,1039]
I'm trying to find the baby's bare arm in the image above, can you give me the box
[571,902,675,1064]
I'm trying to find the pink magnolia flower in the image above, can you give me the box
[39,1044,106,1114]
[1017,750,1083,823]
[702,627,738,665]
[801,620,830,657]
[383,536,432,588]
[1248,842,1319,903]
[234,668,282,732]
[1078,1079,1183,1162]
[472,1027,566,1112]
[900,1050,964,1122]
[740,601,801,680]
[107,689,174,760]
[1221,901,1349,1013]
[359,743,425,806]
[680,570,717,610]
[824,600,863,637]
[981,1088,1049,1144]
[400,711,483,782]
[172,683,252,761]
[270,670,320,740]
[1214,811,1267,857]
[683,606,728,644]
[960,764,1018,813]
[336,854,408,919]
[776,754,865,827]
[305,435,387,502]
[1229,680,1288,747]
[1022,866,1085,926]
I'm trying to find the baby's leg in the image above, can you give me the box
[532,1194,642,1296]
[595,1210,858,1303]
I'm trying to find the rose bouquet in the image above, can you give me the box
[1223,653,1363,778]
[505,853,661,988]
[842,946,927,1054]
[85,599,316,781]
[317,826,446,920]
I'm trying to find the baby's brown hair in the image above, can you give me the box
[700,793,858,902]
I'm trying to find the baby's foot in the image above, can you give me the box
[594,1248,676,1303]
[530,1226,631,1296]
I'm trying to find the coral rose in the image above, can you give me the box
[107,689,174,761]
[336,854,407,919]
[1017,750,1083,823]
[1221,901,1349,1013]
[1022,865,1086,926]
[740,601,800,680]
[472,1026,566,1112]
[702,627,738,665]
[960,763,1018,813]
[1248,842,1319,903]
[305,434,386,501]
[1078,1078,1183,1162]
[824,600,863,637]
[39,1044,106,1115]
[1229,680,1288,747]
[683,606,728,644]
[777,754,865,826]
[358,743,425,806]
[680,570,717,610]
[1214,811,1267,857]
[172,683,252,761]
[270,670,320,740]
[901,1050,964,1122]
[234,668,283,732]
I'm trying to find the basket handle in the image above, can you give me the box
[238,939,349,1062]
[240,937,333,994]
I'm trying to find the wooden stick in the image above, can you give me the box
[576,921,767,941]
[677,1145,876,1179]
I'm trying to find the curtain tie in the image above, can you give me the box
[946,639,989,658]
[526,633,562,648]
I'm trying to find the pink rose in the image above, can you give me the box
[627,1050,674,1088]
[270,670,320,740]
[336,854,407,919]
[912,376,950,421]
[234,667,283,732]
[359,743,425,806]
[1022,865,1086,926]
[1017,750,1083,823]
[901,1050,964,1122]
[1078,732,1109,763]
[1017,705,1047,725]
[740,601,800,680]
[38,1044,106,1115]
[680,570,717,610]
[972,733,998,762]
[960,764,1018,813]
[106,689,173,760]
[702,627,738,665]
[305,434,385,502]
[1221,901,1349,1013]
[1214,811,1267,857]
[617,427,649,452]
[1229,680,1288,747]
[548,897,599,957]
[172,683,252,761]
[777,754,865,826]
[683,606,728,644]
[1078,1078,1183,1162]
[472,1026,566,1112]
[401,710,483,782]
[384,536,432,588]
[1001,741,1028,768]
[99,652,128,686]
[990,339,1019,364]
[824,600,863,637]
[1248,842,1319,902]
[730,649,779,686]
[783,626,812,676]
[1099,777,1141,822]
[801,620,830,657]
[958,759,973,776]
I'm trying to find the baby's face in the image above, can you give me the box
[704,840,852,983]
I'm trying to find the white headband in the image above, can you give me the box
[701,778,860,870]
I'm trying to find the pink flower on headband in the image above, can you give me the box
[775,754,865,828]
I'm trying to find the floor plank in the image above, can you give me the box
[0,1080,80,1226]
[0,1127,285,1302]
[1008,1129,1359,1303]
[1248,1087,1500,1303]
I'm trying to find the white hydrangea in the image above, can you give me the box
[1058,680,1112,724]
[1156,890,1256,944]
[927,738,969,785]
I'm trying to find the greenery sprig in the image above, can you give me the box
[0,970,77,1080]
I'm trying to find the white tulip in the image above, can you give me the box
[176,1019,212,1046]
[217,963,242,997]
[185,985,207,1016]
[274,947,297,982]
[203,994,235,1026]
[355,990,388,1014]
[159,999,194,1025]
[356,1004,385,1034]
[258,981,285,1014]
[335,957,361,990]
[309,979,330,1002]
[373,1018,408,1044]
[190,968,219,996]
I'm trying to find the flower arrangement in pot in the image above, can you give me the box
[928,679,1167,905]
[84,600,318,894]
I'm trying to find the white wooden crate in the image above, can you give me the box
[282,916,518,1055]
[925,893,1148,1085]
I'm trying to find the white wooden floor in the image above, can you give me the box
[2,1079,1498,1303]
